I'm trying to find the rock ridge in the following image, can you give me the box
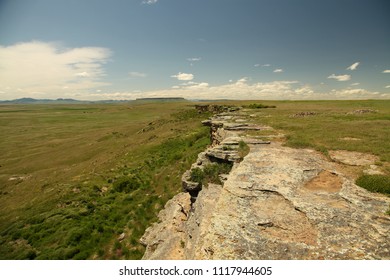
[140,109,390,260]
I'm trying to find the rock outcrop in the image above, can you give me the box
[140,109,390,260]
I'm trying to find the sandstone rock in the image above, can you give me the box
[194,144,390,260]
[243,138,271,145]
[329,150,379,166]
[205,146,241,163]
[118,233,125,241]
[142,110,389,260]
[181,170,201,192]
[363,165,385,175]
[140,192,191,260]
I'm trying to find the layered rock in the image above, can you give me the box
[141,109,390,260]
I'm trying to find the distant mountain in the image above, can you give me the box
[0,98,128,104]
[135,97,186,103]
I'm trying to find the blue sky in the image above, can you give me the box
[0,0,389,100]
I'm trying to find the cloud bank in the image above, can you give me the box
[0,41,111,99]
[81,78,388,101]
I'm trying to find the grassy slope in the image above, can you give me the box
[0,102,210,259]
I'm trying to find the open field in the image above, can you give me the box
[0,99,389,259]
[0,102,211,259]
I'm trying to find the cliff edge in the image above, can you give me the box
[140,108,390,259]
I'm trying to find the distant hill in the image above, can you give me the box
[0,97,189,104]
[0,98,128,104]
[135,97,186,102]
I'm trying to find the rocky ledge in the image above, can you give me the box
[140,109,390,260]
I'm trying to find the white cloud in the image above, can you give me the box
[346,62,360,71]
[171,72,194,81]
[129,71,147,78]
[254,63,271,67]
[0,41,110,99]
[351,83,360,86]
[75,72,90,77]
[383,70,390,73]
[386,85,390,89]
[142,0,158,4]
[327,74,351,81]
[273,69,283,73]
[187,57,201,62]
[237,77,249,83]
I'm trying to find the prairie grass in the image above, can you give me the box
[0,102,210,259]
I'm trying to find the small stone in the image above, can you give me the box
[118,233,125,241]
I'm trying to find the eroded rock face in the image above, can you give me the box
[141,109,390,260]
[140,192,191,260]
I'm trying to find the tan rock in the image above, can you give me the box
[141,111,390,260]
[329,150,379,166]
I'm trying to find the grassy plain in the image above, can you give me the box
[0,99,389,259]
[0,102,211,259]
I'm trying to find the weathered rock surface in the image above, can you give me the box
[193,144,389,259]
[140,192,191,260]
[329,150,379,166]
[141,110,390,260]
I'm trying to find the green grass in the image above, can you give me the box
[190,162,233,185]
[0,102,210,259]
[242,103,276,109]
[238,140,250,159]
[242,100,390,175]
[355,175,390,195]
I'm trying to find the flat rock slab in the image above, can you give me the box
[195,144,390,259]
[329,150,379,166]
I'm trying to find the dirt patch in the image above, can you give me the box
[304,170,343,193]
[347,109,378,115]
[329,150,379,166]
[340,137,361,141]
[290,111,317,117]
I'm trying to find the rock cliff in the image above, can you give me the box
[140,109,390,260]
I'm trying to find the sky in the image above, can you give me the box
[0,0,389,100]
